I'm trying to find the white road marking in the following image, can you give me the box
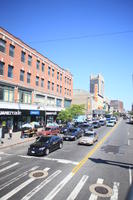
[66,175,89,200]
[43,172,74,200]
[128,132,130,136]
[129,166,132,185]
[0,162,19,173]
[110,182,119,200]
[0,160,10,167]
[0,177,35,200]
[43,167,50,171]
[89,178,104,200]
[19,155,79,165]
[0,166,39,191]
[128,140,130,146]
[21,170,61,200]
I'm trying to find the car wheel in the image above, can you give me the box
[59,143,63,149]
[45,148,49,155]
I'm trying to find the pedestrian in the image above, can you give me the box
[8,125,13,139]
[0,124,4,144]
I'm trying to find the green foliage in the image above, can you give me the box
[113,112,120,116]
[57,104,85,123]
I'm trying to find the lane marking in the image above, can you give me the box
[0,161,10,167]
[66,175,89,200]
[19,155,79,165]
[43,172,74,200]
[0,177,35,200]
[72,120,121,175]
[128,132,130,136]
[129,166,132,185]
[128,140,130,146]
[0,166,39,191]
[21,170,61,200]
[89,178,104,200]
[110,182,119,200]
[0,162,19,173]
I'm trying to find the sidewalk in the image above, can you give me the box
[0,131,37,150]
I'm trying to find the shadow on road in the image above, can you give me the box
[89,157,133,170]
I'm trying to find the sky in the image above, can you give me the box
[0,0,133,110]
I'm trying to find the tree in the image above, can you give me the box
[57,104,85,123]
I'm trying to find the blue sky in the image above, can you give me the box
[1,0,133,110]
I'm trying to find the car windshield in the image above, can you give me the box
[45,127,51,131]
[93,122,98,124]
[36,137,51,142]
[84,133,94,137]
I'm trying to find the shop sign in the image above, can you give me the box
[30,110,40,115]
[46,112,57,115]
[0,111,21,116]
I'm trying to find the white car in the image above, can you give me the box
[106,121,115,127]
[78,131,98,145]
[110,117,117,124]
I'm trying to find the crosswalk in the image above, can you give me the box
[0,160,120,200]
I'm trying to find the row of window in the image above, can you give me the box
[0,86,64,107]
[0,61,71,95]
[0,39,71,84]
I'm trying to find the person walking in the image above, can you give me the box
[8,125,13,139]
[0,124,4,144]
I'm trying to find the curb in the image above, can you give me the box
[0,137,36,150]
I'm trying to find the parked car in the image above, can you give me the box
[76,123,93,132]
[63,128,84,141]
[60,124,74,134]
[78,131,98,145]
[106,121,115,127]
[110,117,117,124]
[37,126,60,136]
[27,135,63,156]
[99,119,106,126]
[92,121,101,128]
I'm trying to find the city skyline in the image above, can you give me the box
[0,0,133,110]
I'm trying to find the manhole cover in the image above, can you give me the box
[95,186,108,194]
[89,183,113,198]
[29,170,48,179]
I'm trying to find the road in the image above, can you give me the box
[0,119,132,200]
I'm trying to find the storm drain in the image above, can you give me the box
[29,170,48,179]
[89,183,113,198]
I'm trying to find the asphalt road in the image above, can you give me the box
[0,118,132,200]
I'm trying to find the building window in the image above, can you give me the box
[36,60,40,70]
[60,74,62,81]
[0,39,6,53]
[48,81,50,90]
[0,61,4,75]
[28,55,32,66]
[27,73,31,84]
[57,72,59,80]
[65,88,66,95]
[9,44,15,57]
[41,78,44,87]
[48,66,51,76]
[8,65,13,78]
[65,77,67,84]
[64,99,71,108]
[47,96,55,106]
[18,90,31,104]
[60,86,62,94]
[52,69,54,77]
[21,51,25,63]
[36,76,39,86]
[52,82,54,91]
[20,70,24,81]
[42,63,45,72]
[0,86,14,102]
[56,99,62,107]
[57,85,59,93]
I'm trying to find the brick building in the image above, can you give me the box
[110,100,124,113]
[0,27,73,132]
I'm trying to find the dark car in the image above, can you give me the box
[27,135,63,156]
[99,119,106,126]
[77,123,93,132]
[63,128,84,141]
[60,124,74,134]
[92,121,101,128]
